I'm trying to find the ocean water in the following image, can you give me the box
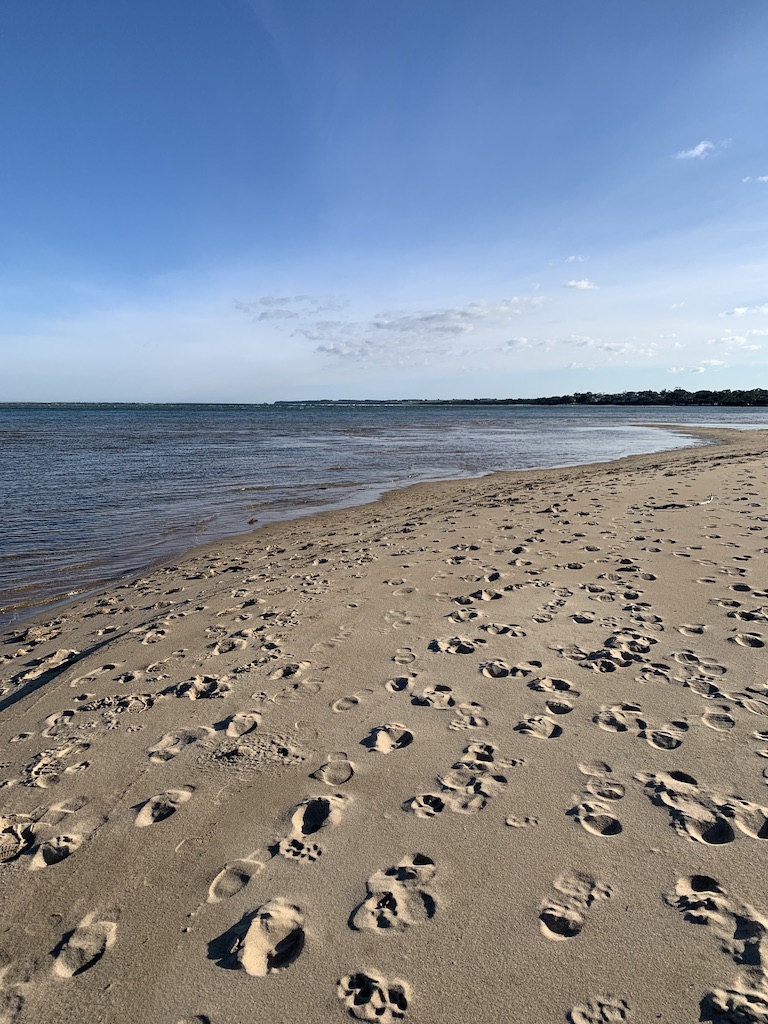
[2,402,767,630]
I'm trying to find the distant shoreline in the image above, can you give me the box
[3,389,768,408]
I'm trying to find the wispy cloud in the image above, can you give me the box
[719,303,768,317]
[564,279,598,290]
[258,308,299,320]
[707,332,762,350]
[309,296,546,364]
[565,255,586,263]
[675,140,715,160]
[668,360,725,374]
[234,294,348,319]
[742,175,768,183]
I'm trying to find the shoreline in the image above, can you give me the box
[0,421,722,636]
[1,425,768,1022]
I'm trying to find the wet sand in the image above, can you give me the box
[1,425,768,1024]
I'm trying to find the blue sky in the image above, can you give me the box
[2,1,768,401]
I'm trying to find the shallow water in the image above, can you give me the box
[2,402,767,629]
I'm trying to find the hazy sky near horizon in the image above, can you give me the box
[2,1,768,401]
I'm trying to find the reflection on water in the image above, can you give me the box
[1,403,767,629]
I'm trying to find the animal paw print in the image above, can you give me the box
[337,972,411,1022]
[568,995,632,1023]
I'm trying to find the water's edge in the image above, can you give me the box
[1,421,729,635]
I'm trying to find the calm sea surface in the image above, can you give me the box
[2,403,767,630]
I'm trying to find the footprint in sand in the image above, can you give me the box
[332,691,372,713]
[361,724,414,753]
[730,632,765,649]
[412,685,457,710]
[480,622,526,637]
[270,661,310,681]
[135,787,194,827]
[585,778,625,802]
[139,626,170,645]
[148,727,215,763]
[635,770,754,846]
[68,663,121,688]
[393,648,417,666]
[528,676,581,697]
[209,635,249,656]
[514,715,562,740]
[29,834,83,870]
[702,709,736,732]
[402,793,448,818]
[289,794,348,836]
[594,703,643,733]
[276,794,349,862]
[175,675,232,700]
[480,659,542,679]
[469,588,504,602]
[405,742,521,817]
[505,815,540,828]
[207,852,266,903]
[53,909,119,977]
[539,873,612,941]
[685,676,723,699]
[641,720,688,751]
[337,972,411,1023]
[385,674,416,694]
[570,800,623,837]
[41,710,75,739]
[676,624,706,637]
[350,853,437,932]
[310,758,355,786]
[225,712,261,738]
[672,650,727,676]
[429,636,486,655]
[449,702,489,730]
[568,995,632,1024]
[545,698,573,716]
[665,875,768,1019]
[447,608,481,625]
[209,898,304,977]
[0,818,34,863]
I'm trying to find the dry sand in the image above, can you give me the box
[1,425,768,1024]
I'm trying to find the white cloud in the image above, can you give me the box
[707,333,761,350]
[310,296,546,365]
[676,140,715,160]
[742,176,768,183]
[258,308,299,320]
[669,301,685,309]
[565,255,586,263]
[669,361,724,374]
[564,279,598,290]
[720,304,768,317]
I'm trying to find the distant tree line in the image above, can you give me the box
[272,388,768,407]
[523,388,768,406]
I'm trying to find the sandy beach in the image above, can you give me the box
[1,424,768,1024]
